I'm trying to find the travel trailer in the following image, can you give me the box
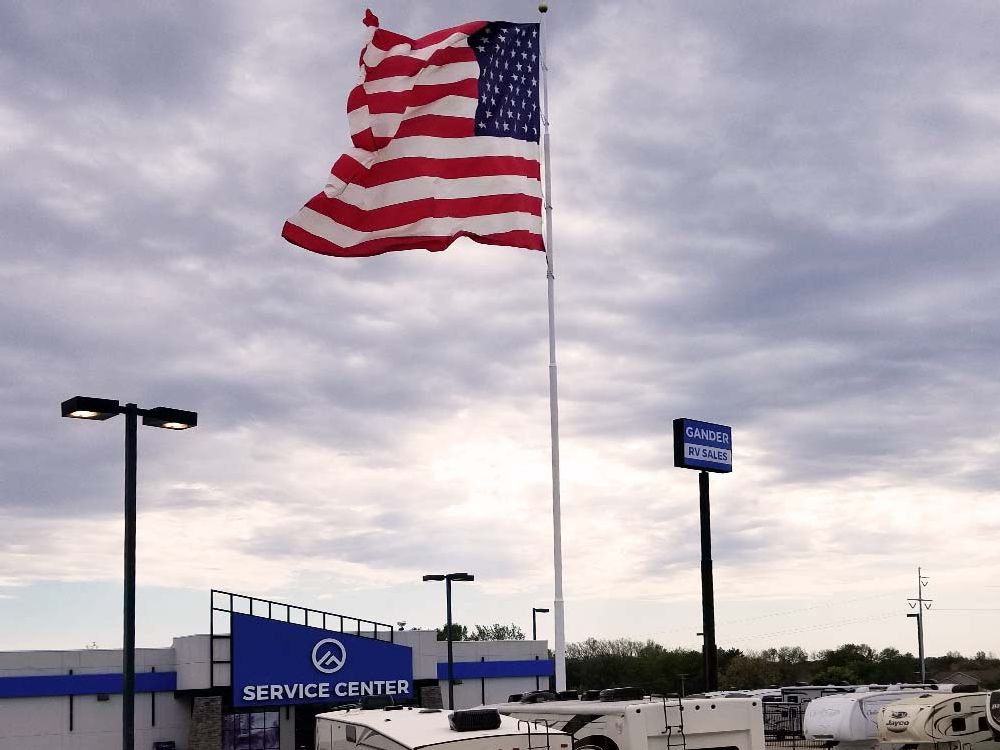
[492,689,766,750]
[780,685,855,706]
[986,691,1000,737]
[875,689,997,750]
[804,685,956,749]
[315,706,571,750]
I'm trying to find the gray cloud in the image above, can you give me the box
[3,0,1000,651]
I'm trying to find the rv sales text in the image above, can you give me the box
[242,679,410,702]
[685,426,730,444]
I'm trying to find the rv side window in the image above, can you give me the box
[952,717,966,733]
[347,726,357,743]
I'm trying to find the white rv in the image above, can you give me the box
[804,685,956,749]
[876,690,997,750]
[316,707,571,750]
[492,690,766,750]
[779,685,855,706]
[986,691,1000,737]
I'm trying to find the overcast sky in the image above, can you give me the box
[3,0,1000,661]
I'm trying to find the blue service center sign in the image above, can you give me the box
[232,613,414,707]
[673,418,732,473]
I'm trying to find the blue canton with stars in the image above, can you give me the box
[469,22,541,143]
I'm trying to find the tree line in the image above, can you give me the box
[434,625,1000,692]
[565,639,1000,693]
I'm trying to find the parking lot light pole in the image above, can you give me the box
[532,607,550,689]
[61,396,197,750]
[423,573,474,709]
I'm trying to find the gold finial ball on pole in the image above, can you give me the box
[538,2,548,12]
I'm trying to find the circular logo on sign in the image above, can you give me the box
[312,638,347,674]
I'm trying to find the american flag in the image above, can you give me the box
[282,10,544,258]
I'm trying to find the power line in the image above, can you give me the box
[725,611,900,644]
[639,591,903,640]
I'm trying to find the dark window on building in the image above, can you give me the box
[223,710,279,750]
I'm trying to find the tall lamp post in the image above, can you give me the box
[423,573,474,709]
[61,396,197,750]
[531,607,550,690]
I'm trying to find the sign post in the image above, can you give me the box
[673,418,732,693]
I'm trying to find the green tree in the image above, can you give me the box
[566,638,704,694]
[815,644,878,683]
[436,623,468,641]
[871,647,917,683]
[811,665,860,685]
[721,654,781,689]
[468,623,526,641]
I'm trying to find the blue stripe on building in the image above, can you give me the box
[436,659,555,680]
[0,671,177,699]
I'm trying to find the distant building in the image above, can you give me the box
[0,591,553,750]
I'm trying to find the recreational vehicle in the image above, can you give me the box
[875,689,997,750]
[315,706,571,750]
[492,689,766,750]
[986,691,1000,738]
[780,685,855,705]
[804,685,955,749]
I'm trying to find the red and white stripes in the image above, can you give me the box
[282,11,544,258]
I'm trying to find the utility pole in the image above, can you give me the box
[906,567,932,682]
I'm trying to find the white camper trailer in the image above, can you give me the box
[986,691,1000,737]
[493,689,766,750]
[316,707,571,750]
[804,685,954,749]
[876,690,998,750]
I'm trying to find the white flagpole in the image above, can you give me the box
[539,3,567,693]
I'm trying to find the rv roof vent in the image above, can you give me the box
[450,709,502,732]
[557,691,580,701]
[419,709,442,714]
[361,695,394,710]
[581,690,602,701]
[507,694,523,702]
[599,687,645,702]
[519,690,557,704]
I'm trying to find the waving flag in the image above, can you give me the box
[282,10,544,258]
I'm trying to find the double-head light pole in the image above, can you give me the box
[423,572,475,709]
[61,396,197,750]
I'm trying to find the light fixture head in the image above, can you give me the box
[448,573,475,582]
[423,574,446,582]
[142,406,197,430]
[534,607,550,614]
[61,396,121,421]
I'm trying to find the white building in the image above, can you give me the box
[0,591,552,750]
